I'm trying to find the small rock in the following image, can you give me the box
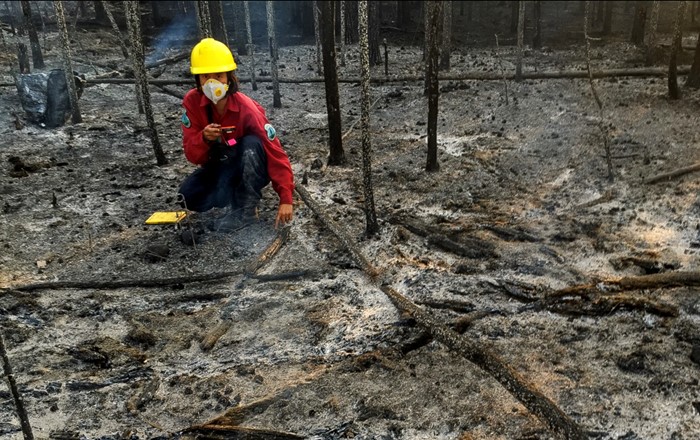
[144,243,170,262]
[179,230,200,246]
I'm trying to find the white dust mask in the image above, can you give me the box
[202,78,229,104]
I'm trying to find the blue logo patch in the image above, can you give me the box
[264,123,276,141]
[181,112,191,128]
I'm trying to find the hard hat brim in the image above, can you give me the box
[191,62,238,75]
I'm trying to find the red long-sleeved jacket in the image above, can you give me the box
[181,89,294,205]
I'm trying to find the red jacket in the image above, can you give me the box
[181,89,294,205]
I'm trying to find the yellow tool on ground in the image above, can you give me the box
[145,211,188,225]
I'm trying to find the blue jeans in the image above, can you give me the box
[178,135,269,214]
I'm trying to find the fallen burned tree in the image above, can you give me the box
[294,185,587,440]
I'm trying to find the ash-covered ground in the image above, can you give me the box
[1,3,700,440]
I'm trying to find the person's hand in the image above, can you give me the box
[202,123,221,142]
[275,203,293,228]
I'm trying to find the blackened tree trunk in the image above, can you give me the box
[533,1,542,48]
[243,0,257,90]
[319,1,344,166]
[102,0,129,59]
[369,0,380,66]
[516,0,525,80]
[668,1,686,100]
[21,0,44,69]
[94,0,108,24]
[397,0,412,30]
[196,0,212,39]
[209,0,229,47]
[125,0,167,165]
[358,0,378,235]
[313,1,322,75]
[53,0,81,123]
[233,1,248,55]
[686,30,700,88]
[151,1,165,26]
[631,1,648,46]
[266,0,281,108]
[425,1,442,173]
[340,0,346,66]
[440,0,451,70]
[510,0,518,34]
[17,43,29,73]
[602,0,613,35]
[645,0,660,66]
[346,0,359,43]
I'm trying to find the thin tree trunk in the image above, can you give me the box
[21,0,44,69]
[101,0,129,59]
[369,0,380,66]
[0,333,34,440]
[233,0,248,55]
[340,0,346,67]
[244,0,257,91]
[533,0,542,49]
[645,0,660,65]
[313,1,322,76]
[516,0,525,80]
[196,0,212,39]
[686,30,700,88]
[358,0,378,236]
[668,1,687,100]
[320,1,344,166]
[631,0,648,46]
[17,43,30,73]
[125,0,167,165]
[209,0,229,47]
[94,0,108,24]
[440,1,452,70]
[266,0,281,108]
[510,0,518,34]
[425,1,442,173]
[53,0,82,123]
[601,0,613,35]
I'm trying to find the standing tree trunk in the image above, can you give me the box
[686,30,700,88]
[668,1,687,100]
[510,0,518,34]
[340,0,346,66]
[17,42,30,73]
[125,0,167,165]
[533,0,542,49]
[369,0,380,66]
[439,1,451,70]
[209,0,229,47]
[602,0,613,35]
[196,0,212,39]
[101,0,129,59]
[313,0,322,76]
[94,0,108,24]
[630,0,648,46]
[397,0,412,30]
[645,0,660,65]
[53,1,81,123]
[516,0,525,80]
[233,1,248,55]
[266,0,281,108]
[243,0,257,91]
[21,0,44,69]
[319,1,344,166]
[358,0,378,235]
[346,0,359,43]
[425,1,442,173]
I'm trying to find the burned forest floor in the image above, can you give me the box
[2,16,700,440]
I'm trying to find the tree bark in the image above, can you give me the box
[686,30,700,88]
[313,1,322,76]
[510,0,518,34]
[358,0,378,235]
[533,1,542,49]
[319,1,344,166]
[425,1,442,173]
[340,0,346,66]
[397,0,412,30]
[516,0,525,80]
[17,43,30,73]
[125,0,167,165]
[53,0,82,123]
[101,0,129,59]
[630,0,648,46]
[94,0,108,24]
[209,0,229,47]
[369,0,380,66]
[602,0,613,35]
[669,1,687,100]
[645,0,661,65]
[196,0,212,39]
[266,0,281,108]
[233,0,248,55]
[21,0,44,69]
[243,0,257,90]
[439,0,452,71]
[0,333,34,440]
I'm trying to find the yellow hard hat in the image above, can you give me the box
[190,38,237,75]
